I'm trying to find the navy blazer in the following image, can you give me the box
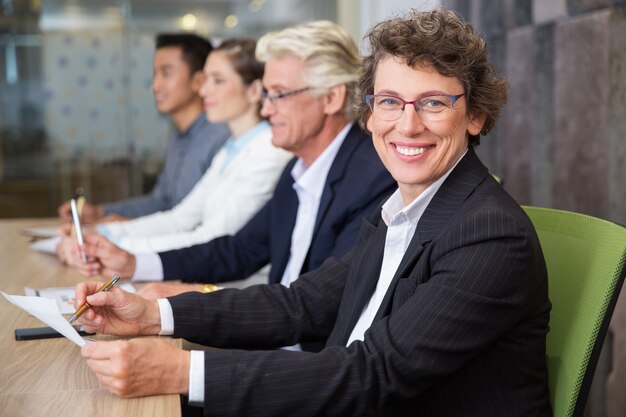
[159,124,396,284]
[169,147,552,417]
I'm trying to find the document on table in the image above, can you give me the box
[25,283,136,315]
[21,226,60,239]
[1,291,88,346]
[29,236,61,254]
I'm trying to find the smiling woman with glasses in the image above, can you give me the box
[346,7,551,416]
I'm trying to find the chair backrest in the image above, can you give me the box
[523,206,626,417]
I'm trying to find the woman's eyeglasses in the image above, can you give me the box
[365,93,465,122]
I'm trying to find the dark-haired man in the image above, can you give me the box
[58,33,229,223]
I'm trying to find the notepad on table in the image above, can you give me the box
[25,283,136,315]
[29,236,61,255]
[21,226,60,239]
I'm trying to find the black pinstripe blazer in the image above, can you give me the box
[169,147,552,417]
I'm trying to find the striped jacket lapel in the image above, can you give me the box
[373,148,489,320]
[341,218,388,338]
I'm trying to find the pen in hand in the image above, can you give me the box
[68,274,121,324]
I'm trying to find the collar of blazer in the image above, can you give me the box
[272,124,368,285]
[373,146,490,319]
[412,146,489,245]
[333,147,490,341]
[313,124,368,235]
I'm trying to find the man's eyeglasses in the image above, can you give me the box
[365,93,465,122]
[261,87,310,105]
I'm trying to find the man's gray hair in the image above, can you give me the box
[256,20,360,119]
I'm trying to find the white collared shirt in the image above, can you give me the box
[346,150,466,345]
[279,122,351,288]
[278,123,351,352]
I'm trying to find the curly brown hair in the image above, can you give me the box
[356,8,508,146]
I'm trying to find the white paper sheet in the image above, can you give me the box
[21,226,60,238]
[24,283,135,314]
[29,236,61,254]
[1,291,87,346]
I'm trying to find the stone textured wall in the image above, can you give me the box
[443,1,626,416]
[443,0,626,224]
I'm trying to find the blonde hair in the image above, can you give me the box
[256,20,360,119]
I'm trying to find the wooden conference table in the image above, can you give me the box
[0,219,181,417]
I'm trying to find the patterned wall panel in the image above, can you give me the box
[42,31,169,161]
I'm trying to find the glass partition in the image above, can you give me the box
[0,0,336,217]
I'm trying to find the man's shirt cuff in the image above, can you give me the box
[132,252,164,281]
[156,299,204,405]
[157,298,174,335]
[188,351,205,404]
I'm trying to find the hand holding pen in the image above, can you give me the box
[68,274,121,324]
[73,277,162,336]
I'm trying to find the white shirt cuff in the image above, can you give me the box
[188,350,205,405]
[132,252,164,281]
[157,300,204,405]
[157,298,174,335]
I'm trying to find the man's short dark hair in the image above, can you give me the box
[155,33,213,75]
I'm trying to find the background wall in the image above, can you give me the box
[443,0,626,226]
[441,1,626,416]
[43,31,168,160]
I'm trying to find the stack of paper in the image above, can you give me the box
[1,292,88,346]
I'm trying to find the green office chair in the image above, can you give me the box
[523,206,626,417]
